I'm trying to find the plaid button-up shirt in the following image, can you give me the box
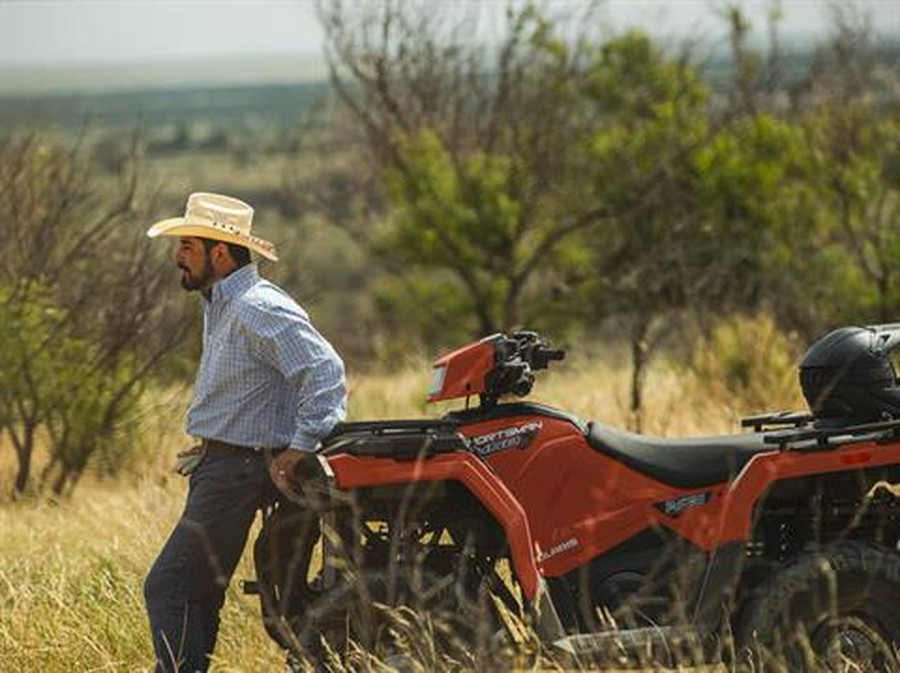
[185,264,346,451]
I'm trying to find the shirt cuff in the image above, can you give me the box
[289,433,321,452]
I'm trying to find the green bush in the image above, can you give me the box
[686,313,805,416]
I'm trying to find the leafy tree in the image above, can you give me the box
[304,0,900,428]
[0,285,59,494]
[796,6,900,326]
[311,1,616,342]
[717,1,788,118]
[694,115,822,322]
[806,105,900,324]
[42,339,143,495]
[577,31,717,429]
[697,0,900,337]
[0,134,187,496]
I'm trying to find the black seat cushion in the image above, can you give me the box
[585,422,774,489]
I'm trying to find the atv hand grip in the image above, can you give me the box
[532,347,566,369]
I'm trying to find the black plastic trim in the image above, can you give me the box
[447,402,588,433]
[326,419,458,437]
[321,420,466,459]
[763,417,900,450]
[691,541,746,629]
[741,410,813,432]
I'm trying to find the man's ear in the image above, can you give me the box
[210,242,236,272]
[210,241,227,264]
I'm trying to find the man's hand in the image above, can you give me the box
[174,444,205,476]
[269,450,330,505]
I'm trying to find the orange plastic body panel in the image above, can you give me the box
[458,414,729,577]
[459,413,900,577]
[326,407,900,593]
[327,451,542,600]
[718,440,900,541]
[427,338,495,402]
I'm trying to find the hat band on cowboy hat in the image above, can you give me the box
[147,192,279,262]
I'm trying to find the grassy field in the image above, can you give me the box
[0,351,801,672]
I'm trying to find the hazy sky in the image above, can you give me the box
[0,0,900,95]
[1,1,897,91]
[3,1,324,66]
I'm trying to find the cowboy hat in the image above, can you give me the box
[147,192,279,262]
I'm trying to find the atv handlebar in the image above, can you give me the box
[483,331,565,403]
[532,346,566,370]
[506,331,566,369]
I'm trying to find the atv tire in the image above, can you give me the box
[297,566,497,669]
[255,501,511,670]
[738,541,900,672]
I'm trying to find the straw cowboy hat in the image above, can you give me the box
[147,192,279,262]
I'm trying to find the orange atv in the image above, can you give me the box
[249,327,900,671]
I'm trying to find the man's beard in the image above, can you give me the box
[180,256,214,291]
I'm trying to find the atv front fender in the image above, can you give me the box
[327,451,543,601]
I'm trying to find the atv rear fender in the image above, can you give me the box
[718,437,900,542]
[690,437,900,628]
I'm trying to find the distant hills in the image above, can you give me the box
[0,54,328,96]
[0,81,330,133]
[1,40,897,136]
[0,54,332,134]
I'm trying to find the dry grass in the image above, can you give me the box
[0,478,286,672]
[0,352,802,672]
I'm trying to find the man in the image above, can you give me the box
[143,192,347,672]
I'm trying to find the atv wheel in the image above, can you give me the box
[255,502,512,670]
[296,566,496,670]
[738,542,900,672]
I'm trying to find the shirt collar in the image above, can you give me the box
[208,263,259,305]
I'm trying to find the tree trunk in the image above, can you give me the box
[11,423,35,495]
[877,273,891,323]
[51,469,68,497]
[502,285,520,333]
[474,298,497,337]
[629,317,651,433]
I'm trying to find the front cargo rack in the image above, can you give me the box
[320,419,466,459]
[762,418,900,452]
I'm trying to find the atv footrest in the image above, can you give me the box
[554,625,703,662]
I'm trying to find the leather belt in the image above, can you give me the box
[201,438,286,458]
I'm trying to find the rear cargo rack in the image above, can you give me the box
[321,419,466,459]
[762,418,900,452]
[741,410,813,432]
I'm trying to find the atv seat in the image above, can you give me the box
[585,422,775,489]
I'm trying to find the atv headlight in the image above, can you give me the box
[427,365,447,397]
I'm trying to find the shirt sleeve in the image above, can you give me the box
[247,305,347,452]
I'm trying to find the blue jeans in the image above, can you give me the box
[144,450,276,672]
